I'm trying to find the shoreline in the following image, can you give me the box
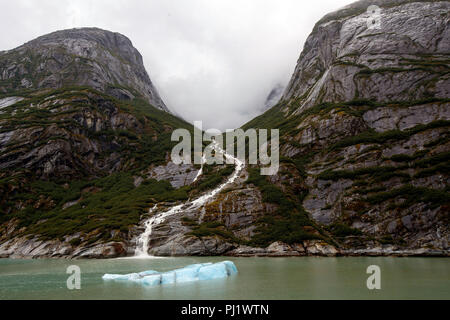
[1,236,448,260]
[1,253,449,260]
[1,246,448,260]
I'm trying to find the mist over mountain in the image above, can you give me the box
[261,83,285,112]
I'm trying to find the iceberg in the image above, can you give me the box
[102,261,238,286]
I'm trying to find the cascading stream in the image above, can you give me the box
[134,142,245,257]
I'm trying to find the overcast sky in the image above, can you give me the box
[1,0,352,130]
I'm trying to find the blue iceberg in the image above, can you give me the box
[102,261,238,286]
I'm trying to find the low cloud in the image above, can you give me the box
[1,0,352,130]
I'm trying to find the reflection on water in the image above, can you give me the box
[0,256,449,300]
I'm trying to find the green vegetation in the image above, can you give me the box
[0,85,200,241]
[0,86,194,171]
[5,173,193,241]
[379,235,395,245]
[188,221,240,243]
[241,102,286,131]
[367,185,450,209]
[329,120,450,151]
[0,128,237,242]
[242,95,449,147]
[414,162,450,179]
[280,152,314,178]
[424,135,449,148]
[326,223,363,237]
[318,165,410,182]
[388,150,428,162]
[194,165,235,193]
[357,66,430,76]
[246,168,320,246]
[318,150,450,183]
[414,151,450,168]
[0,160,239,241]
[181,217,198,227]
[69,238,81,246]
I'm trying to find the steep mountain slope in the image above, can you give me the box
[239,0,450,255]
[0,29,195,257]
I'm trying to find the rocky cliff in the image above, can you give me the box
[239,0,449,255]
[0,29,194,258]
[0,28,168,111]
[282,0,449,107]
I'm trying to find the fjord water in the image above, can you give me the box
[0,257,448,300]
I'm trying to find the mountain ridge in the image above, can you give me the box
[0,27,169,112]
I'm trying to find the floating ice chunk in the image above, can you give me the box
[197,263,228,280]
[102,273,138,281]
[102,261,238,286]
[102,270,157,281]
[161,271,176,285]
[141,274,162,286]
[138,270,158,277]
[173,266,200,283]
[223,261,238,274]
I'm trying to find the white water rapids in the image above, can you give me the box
[134,142,245,257]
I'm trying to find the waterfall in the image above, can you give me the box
[134,142,245,257]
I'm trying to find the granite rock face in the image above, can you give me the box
[0,28,183,180]
[0,27,168,112]
[237,0,449,256]
[147,162,199,189]
[0,89,151,179]
[282,0,449,111]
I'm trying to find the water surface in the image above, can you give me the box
[0,257,448,299]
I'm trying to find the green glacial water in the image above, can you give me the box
[0,256,448,300]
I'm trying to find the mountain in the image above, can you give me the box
[240,0,450,255]
[0,28,195,257]
[262,83,284,111]
[0,27,168,111]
